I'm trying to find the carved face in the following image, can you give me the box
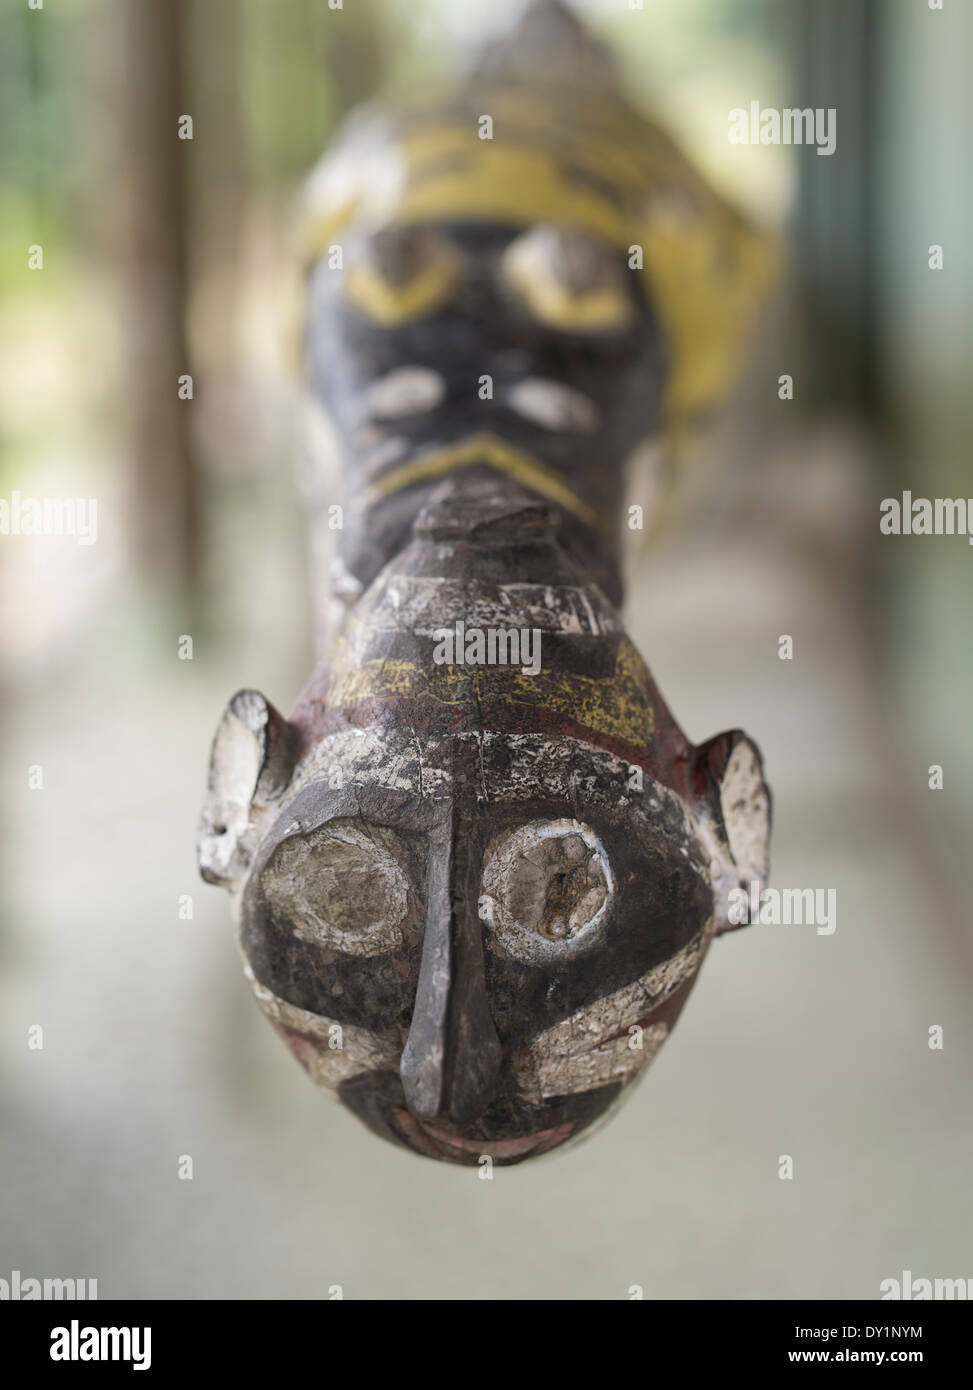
[199,491,771,1165]
[305,221,668,609]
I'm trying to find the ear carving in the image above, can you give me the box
[197,690,299,890]
[694,730,772,934]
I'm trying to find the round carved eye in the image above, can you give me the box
[344,225,457,326]
[501,224,634,333]
[479,819,614,961]
[261,820,417,957]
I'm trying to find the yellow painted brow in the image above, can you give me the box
[344,258,456,326]
[504,264,633,333]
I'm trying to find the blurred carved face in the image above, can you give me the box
[199,507,771,1165]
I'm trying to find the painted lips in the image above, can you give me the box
[393,1108,575,1162]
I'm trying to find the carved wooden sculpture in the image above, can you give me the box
[199,0,773,1165]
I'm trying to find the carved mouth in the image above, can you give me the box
[392,1108,574,1162]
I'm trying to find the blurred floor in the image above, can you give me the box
[2,424,970,1301]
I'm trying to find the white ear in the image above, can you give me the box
[694,730,772,934]
[198,690,299,890]
[716,735,771,886]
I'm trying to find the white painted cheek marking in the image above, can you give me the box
[517,936,704,1100]
[365,366,447,419]
[245,969,399,1092]
[524,1022,669,1100]
[507,378,599,433]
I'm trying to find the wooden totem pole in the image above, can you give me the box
[199,0,774,1165]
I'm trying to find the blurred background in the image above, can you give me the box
[1,0,971,1299]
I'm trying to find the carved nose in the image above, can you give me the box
[400,838,502,1124]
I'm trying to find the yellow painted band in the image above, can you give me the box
[357,431,603,528]
[329,638,654,749]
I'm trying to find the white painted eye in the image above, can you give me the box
[344,226,457,325]
[261,820,418,957]
[480,819,614,962]
[501,224,634,333]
